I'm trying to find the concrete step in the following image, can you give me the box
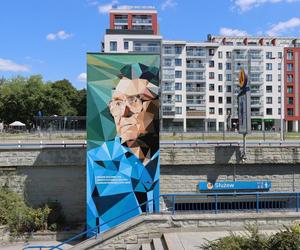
[142,243,152,250]
[163,233,184,250]
[152,237,165,250]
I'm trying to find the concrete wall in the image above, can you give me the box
[1,146,300,223]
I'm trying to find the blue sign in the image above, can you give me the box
[199,181,272,191]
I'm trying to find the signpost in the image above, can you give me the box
[199,181,272,192]
[238,68,251,161]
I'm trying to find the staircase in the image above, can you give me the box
[140,233,183,250]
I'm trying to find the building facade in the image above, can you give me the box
[103,7,300,132]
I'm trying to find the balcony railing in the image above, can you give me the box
[162,111,175,116]
[250,55,263,60]
[133,46,160,53]
[186,100,205,105]
[186,51,206,57]
[186,110,206,117]
[162,87,175,91]
[186,63,205,69]
[251,101,262,106]
[163,49,175,55]
[186,87,205,92]
[250,78,263,83]
[114,19,128,24]
[162,74,175,80]
[233,55,247,60]
[251,111,263,116]
[162,100,174,104]
[132,19,152,24]
[186,75,205,81]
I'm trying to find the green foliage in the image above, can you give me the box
[202,224,300,250]
[0,75,86,126]
[0,188,63,237]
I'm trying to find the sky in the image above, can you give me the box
[1,0,300,89]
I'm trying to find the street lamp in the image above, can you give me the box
[271,56,284,141]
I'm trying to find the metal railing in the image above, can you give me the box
[23,192,300,249]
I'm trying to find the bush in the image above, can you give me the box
[0,188,60,236]
[202,223,300,250]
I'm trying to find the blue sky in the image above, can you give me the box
[1,0,300,89]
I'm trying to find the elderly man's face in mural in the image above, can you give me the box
[109,77,159,144]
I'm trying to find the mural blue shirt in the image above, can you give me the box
[87,137,160,234]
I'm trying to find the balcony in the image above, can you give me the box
[251,66,263,72]
[186,51,206,57]
[132,19,152,25]
[250,78,263,84]
[162,99,175,105]
[251,89,263,96]
[162,110,175,116]
[162,86,175,92]
[186,75,205,81]
[162,74,175,81]
[114,19,128,24]
[186,87,205,93]
[251,111,263,116]
[186,63,205,69]
[251,100,262,106]
[186,100,205,105]
[133,45,160,53]
[186,110,206,117]
[163,48,175,55]
[250,55,263,60]
[233,55,247,60]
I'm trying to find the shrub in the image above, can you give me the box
[0,188,60,236]
[267,227,300,250]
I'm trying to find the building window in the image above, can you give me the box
[175,46,182,54]
[266,108,272,115]
[278,97,281,104]
[218,97,223,104]
[124,41,129,50]
[226,74,232,81]
[175,58,182,66]
[226,108,232,115]
[278,108,281,115]
[209,107,215,114]
[266,74,272,81]
[278,86,281,92]
[209,49,215,56]
[209,60,215,67]
[218,108,223,115]
[266,86,272,93]
[226,97,232,104]
[175,107,182,114]
[287,51,293,60]
[218,74,223,81]
[287,63,293,71]
[226,51,231,59]
[175,95,182,102]
[287,86,293,94]
[266,52,272,59]
[175,82,182,90]
[226,85,232,92]
[278,52,282,59]
[110,41,117,51]
[218,51,223,58]
[266,63,272,70]
[266,97,272,104]
[288,97,294,105]
[278,74,281,81]
[209,72,215,79]
[175,71,182,78]
[209,84,215,91]
[209,96,215,103]
[226,63,231,70]
[278,63,282,70]
[218,85,223,92]
[218,63,223,70]
[163,58,172,67]
[287,108,294,116]
[287,74,293,83]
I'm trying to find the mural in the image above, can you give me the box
[86,53,160,234]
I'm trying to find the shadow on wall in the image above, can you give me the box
[214,146,242,164]
[20,148,86,223]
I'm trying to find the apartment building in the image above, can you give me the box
[103,7,300,132]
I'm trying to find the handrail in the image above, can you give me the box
[23,196,160,250]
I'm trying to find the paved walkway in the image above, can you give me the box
[0,241,73,250]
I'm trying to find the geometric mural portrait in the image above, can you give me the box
[86,53,160,235]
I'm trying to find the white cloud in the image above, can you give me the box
[0,58,30,72]
[161,0,178,10]
[46,30,73,41]
[86,0,98,6]
[98,0,118,14]
[77,73,87,83]
[233,0,300,12]
[266,17,300,36]
[220,27,248,36]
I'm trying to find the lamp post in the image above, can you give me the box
[271,56,284,141]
